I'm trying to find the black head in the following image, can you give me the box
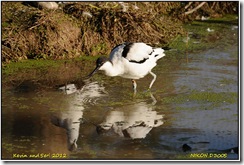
[86,56,109,78]
[96,56,109,67]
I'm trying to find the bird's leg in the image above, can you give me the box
[132,79,137,93]
[149,92,157,105]
[148,71,157,90]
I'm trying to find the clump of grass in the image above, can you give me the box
[166,13,238,60]
[63,2,184,56]
[2,2,82,63]
[161,91,237,105]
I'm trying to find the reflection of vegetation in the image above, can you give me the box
[2,142,14,153]
[19,104,30,110]
[2,57,96,89]
[2,136,39,159]
[70,143,97,159]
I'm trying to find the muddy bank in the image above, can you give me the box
[2,2,184,62]
[1,2,237,63]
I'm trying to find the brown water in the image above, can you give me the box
[1,24,239,160]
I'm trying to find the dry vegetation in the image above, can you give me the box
[1,2,238,63]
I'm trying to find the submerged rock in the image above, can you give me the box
[182,143,192,152]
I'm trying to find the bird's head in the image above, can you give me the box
[87,56,110,78]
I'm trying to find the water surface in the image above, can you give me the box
[1,23,239,160]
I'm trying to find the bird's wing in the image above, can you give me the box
[122,43,153,63]
[109,43,126,61]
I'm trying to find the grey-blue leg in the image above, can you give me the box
[148,71,157,89]
[132,79,137,93]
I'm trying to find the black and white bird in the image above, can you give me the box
[87,42,166,92]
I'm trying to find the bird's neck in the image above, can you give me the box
[100,61,119,77]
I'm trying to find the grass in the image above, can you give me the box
[161,90,237,111]
[167,14,238,59]
[2,59,60,76]
[2,2,186,63]
[2,55,99,75]
[219,78,236,85]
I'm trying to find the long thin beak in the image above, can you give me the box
[86,66,100,79]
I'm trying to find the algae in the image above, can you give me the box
[161,90,237,111]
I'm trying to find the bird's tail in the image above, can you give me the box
[152,48,165,60]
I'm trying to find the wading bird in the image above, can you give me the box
[87,42,167,92]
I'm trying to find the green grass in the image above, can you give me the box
[161,91,237,105]
[2,55,98,77]
[2,59,59,76]
[167,14,238,59]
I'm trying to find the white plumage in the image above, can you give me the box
[87,42,166,92]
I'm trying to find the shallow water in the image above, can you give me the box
[1,24,239,160]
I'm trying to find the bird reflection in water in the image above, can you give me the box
[51,80,106,151]
[96,101,164,139]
